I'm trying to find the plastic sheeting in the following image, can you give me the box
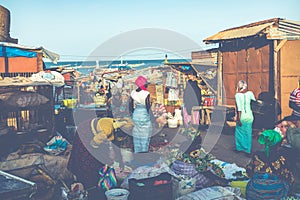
[0,42,60,63]
[0,46,37,57]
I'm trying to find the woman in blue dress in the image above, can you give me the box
[235,80,256,155]
[129,76,152,153]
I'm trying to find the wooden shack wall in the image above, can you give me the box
[279,40,300,117]
[220,37,273,106]
[0,52,43,74]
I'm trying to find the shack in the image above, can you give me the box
[0,5,59,78]
[204,18,300,122]
[0,42,60,77]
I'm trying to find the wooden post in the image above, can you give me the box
[217,49,223,105]
[273,40,279,102]
[77,82,80,104]
[273,39,281,121]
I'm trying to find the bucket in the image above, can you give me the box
[63,99,77,108]
[167,118,178,128]
[105,188,130,200]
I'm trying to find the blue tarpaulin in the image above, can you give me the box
[0,46,37,57]
[0,42,60,63]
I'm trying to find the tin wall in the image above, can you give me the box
[279,40,300,117]
[221,37,272,106]
[0,53,43,74]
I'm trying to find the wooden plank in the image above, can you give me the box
[274,39,287,52]
[217,51,223,105]
[274,40,279,101]
[8,57,38,73]
[280,40,300,75]
[0,57,5,72]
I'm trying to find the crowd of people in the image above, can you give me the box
[232,78,300,199]
[66,70,300,199]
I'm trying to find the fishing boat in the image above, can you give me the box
[107,56,131,71]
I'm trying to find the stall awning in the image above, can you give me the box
[167,62,218,94]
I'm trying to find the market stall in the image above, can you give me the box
[0,73,64,157]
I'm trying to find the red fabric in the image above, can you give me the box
[135,76,147,90]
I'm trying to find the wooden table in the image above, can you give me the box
[191,106,214,125]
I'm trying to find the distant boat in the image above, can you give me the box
[73,65,96,69]
[128,62,145,68]
[107,56,131,71]
[107,64,131,71]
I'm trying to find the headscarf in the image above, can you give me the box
[258,129,282,157]
[135,76,148,91]
[236,80,247,92]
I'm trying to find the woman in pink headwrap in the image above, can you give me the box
[129,76,152,153]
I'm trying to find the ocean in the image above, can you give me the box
[45,58,190,75]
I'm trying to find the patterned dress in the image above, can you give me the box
[130,90,152,153]
[246,150,294,200]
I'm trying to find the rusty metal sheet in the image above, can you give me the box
[248,73,262,98]
[237,74,247,84]
[248,47,261,73]
[222,73,237,105]
[261,45,271,72]
[223,52,237,73]
[237,49,247,73]
[261,72,270,92]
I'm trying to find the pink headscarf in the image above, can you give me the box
[135,76,148,90]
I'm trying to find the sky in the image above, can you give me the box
[1,0,300,61]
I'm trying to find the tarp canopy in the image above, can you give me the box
[0,42,60,64]
[167,62,218,94]
[192,64,218,94]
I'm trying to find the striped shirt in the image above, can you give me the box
[289,87,300,117]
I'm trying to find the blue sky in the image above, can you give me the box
[1,0,299,61]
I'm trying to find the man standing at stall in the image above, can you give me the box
[289,78,300,121]
[183,71,202,127]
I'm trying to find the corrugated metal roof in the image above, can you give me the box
[278,19,300,35]
[204,18,300,43]
[204,22,274,43]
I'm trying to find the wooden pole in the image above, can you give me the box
[217,49,223,105]
[273,40,281,120]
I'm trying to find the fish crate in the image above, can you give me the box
[0,170,37,200]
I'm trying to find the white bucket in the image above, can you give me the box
[168,118,178,128]
[105,188,130,200]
